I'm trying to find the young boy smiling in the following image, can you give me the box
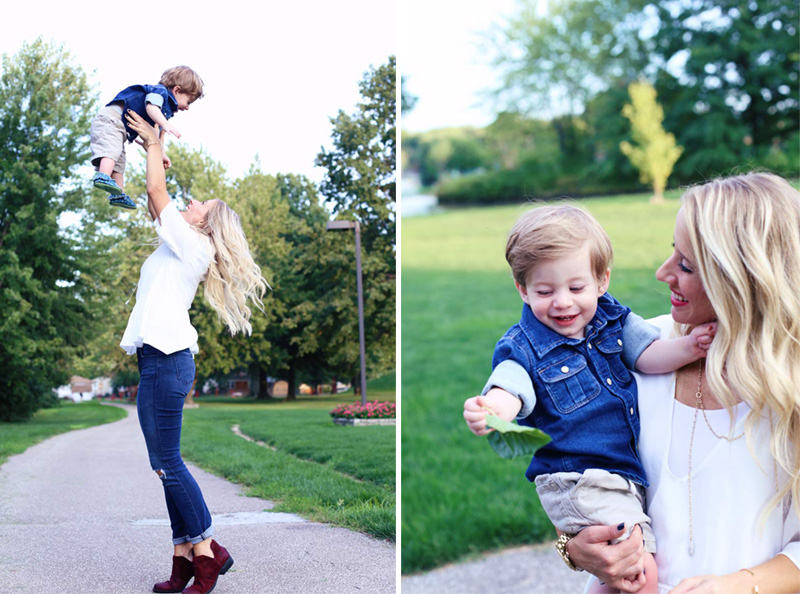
[463,204,715,593]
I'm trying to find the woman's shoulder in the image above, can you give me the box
[646,314,675,339]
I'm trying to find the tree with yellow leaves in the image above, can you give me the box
[620,81,683,203]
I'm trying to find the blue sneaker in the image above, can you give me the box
[109,193,136,210]
[93,172,122,194]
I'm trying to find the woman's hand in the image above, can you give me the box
[669,575,726,593]
[567,524,647,593]
[125,110,160,146]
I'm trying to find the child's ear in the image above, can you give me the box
[515,280,530,305]
[597,269,611,296]
[172,85,181,95]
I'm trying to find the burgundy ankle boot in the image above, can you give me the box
[153,555,194,593]
[183,541,233,594]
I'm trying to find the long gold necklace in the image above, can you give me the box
[686,360,778,556]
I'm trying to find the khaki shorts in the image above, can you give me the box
[90,106,127,174]
[535,468,656,553]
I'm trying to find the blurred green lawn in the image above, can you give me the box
[400,191,682,573]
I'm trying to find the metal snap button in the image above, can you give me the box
[561,366,569,373]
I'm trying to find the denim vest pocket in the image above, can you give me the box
[537,354,601,414]
[594,332,632,383]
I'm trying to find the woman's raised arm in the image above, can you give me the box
[124,110,170,221]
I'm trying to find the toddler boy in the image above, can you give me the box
[90,65,204,209]
[463,204,715,593]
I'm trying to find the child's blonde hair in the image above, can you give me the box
[506,204,613,285]
[160,66,205,100]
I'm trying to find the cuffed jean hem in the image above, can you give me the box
[173,525,214,546]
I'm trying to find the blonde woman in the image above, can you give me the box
[562,172,800,593]
[120,110,268,594]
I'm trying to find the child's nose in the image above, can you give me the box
[553,292,573,308]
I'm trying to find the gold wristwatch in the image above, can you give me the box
[555,533,583,571]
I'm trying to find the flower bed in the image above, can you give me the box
[330,400,396,420]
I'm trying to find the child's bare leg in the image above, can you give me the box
[586,552,657,594]
[98,157,116,177]
[111,171,124,192]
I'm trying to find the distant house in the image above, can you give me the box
[93,377,113,397]
[54,375,112,402]
[227,371,251,397]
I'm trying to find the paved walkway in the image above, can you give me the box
[401,542,590,594]
[0,403,395,594]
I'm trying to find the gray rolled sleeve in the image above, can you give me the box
[621,312,661,369]
[482,359,536,419]
[145,92,164,108]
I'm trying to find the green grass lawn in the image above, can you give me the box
[180,377,396,542]
[401,191,683,573]
[0,401,127,466]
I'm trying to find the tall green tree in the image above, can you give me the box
[0,39,110,421]
[491,0,798,180]
[316,56,397,387]
[620,81,683,202]
[490,0,652,117]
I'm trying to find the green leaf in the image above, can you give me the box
[485,415,551,460]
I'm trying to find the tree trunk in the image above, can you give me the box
[650,185,665,204]
[286,360,297,401]
[185,378,199,408]
[352,374,359,396]
[254,365,273,400]
[331,375,337,394]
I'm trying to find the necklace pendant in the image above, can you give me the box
[688,542,695,556]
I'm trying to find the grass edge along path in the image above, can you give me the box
[179,391,395,543]
[0,401,127,467]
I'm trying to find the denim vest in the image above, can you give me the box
[108,84,178,142]
[491,294,647,486]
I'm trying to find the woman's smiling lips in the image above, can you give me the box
[670,290,689,307]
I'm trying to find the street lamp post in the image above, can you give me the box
[326,220,367,405]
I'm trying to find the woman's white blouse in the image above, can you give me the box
[120,202,212,355]
[637,316,800,593]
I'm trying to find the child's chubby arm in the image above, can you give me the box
[463,388,523,437]
[145,102,181,138]
[635,322,716,374]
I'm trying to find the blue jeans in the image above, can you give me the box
[136,344,213,545]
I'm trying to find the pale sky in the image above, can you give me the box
[0,0,396,183]
[400,0,518,132]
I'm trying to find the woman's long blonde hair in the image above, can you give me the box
[195,200,269,335]
[680,172,800,515]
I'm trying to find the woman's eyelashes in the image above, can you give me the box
[671,242,694,273]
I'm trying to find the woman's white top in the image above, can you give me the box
[120,202,212,355]
[637,315,799,593]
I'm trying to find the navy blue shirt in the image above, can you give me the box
[107,84,178,142]
[491,293,648,486]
